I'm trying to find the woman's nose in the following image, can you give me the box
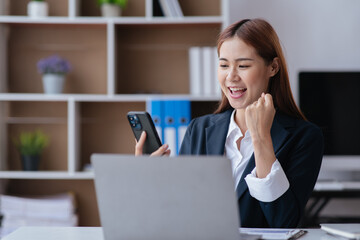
[226,67,240,82]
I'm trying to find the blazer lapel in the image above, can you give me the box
[236,112,291,200]
[270,113,291,154]
[205,109,233,155]
[236,155,256,199]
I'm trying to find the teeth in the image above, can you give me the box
[229,87,246,92]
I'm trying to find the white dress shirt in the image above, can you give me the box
[224,110,290,202]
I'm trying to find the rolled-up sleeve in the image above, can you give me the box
[244,160,289,202]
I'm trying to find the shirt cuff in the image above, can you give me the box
[244,160,289,202]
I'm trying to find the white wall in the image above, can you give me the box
[228,0,360,102]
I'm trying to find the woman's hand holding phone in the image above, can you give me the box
[135,131,171,156]
[127,111,171,156]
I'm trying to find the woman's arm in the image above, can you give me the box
[245,93,276,178]
[258,126,323,227]
[245,93,323,227]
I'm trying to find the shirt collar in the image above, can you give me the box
[226,109,243,140]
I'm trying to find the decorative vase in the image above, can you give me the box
[27,1,49,18]
[101,3,121,17]
[42,73,65,94]
[21,155,40,171]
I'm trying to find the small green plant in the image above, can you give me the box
[98,0,128,8]
[14,130,49,156]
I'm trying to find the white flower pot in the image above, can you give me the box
[101,4,121,17]
[42,74,65,94]
[27,1,49,18]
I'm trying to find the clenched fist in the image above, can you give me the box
[245,93,275,142]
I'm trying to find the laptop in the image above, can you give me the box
[91,154,241,240]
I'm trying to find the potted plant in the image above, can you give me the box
[27,0,49,18]
[98,0,128,17]
[13,130,49,171]
[37,55,71,94]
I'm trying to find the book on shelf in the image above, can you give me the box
[159,0,171,17]
[153,0,164,16]
[169,0,183,17]
[212,47,221,97]
[189,47,203,95]
[321,223,360,239]
[147,99,191,156]
[158,0,183,17]
[0,192,78,238]
[202,47,214,95]
[189,46,221,97]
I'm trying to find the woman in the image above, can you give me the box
[136,19,323,228]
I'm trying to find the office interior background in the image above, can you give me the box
[0,0,359,233]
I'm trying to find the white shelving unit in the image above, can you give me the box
[0,1,227,175]
[0,0,228,225]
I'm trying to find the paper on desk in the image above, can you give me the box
[240,228,304,240]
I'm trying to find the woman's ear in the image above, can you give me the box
[269,57,280,77]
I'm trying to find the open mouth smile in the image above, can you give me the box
[228,87,247,99]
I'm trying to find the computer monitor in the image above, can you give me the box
[299,71,360,179]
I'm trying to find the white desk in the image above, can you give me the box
[1,226,347,240]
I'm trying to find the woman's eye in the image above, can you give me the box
[239,65,249,69]
[219,64,228,68]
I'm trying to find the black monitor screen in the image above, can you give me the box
[299,72,360,155]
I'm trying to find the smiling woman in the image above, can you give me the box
[135,18,324,229]
[217,37,278,112]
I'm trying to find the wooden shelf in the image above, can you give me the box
[79,101,145,167]
[7,24,107,94]
[0,16,109,24]
[116,23,221,94]
[6,117,67,124]
[0,93,221,102]
[7,0,68,17]
[0,16,223,25]
[0,0,227,227]
[80,0,146,17]
[0,171,94,179]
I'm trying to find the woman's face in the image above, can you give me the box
[218,37,275,110]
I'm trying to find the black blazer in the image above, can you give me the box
[179,109,323,228]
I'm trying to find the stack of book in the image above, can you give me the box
[189,46,221,97]
[0,192,78,237]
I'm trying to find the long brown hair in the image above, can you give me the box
[214,18,306,120]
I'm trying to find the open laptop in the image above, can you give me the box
[91,154,241,240]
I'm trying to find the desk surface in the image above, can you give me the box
[1,226,348,240]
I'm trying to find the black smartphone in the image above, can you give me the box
[127,111,162,154]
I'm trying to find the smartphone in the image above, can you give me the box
[127,111,162,154]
